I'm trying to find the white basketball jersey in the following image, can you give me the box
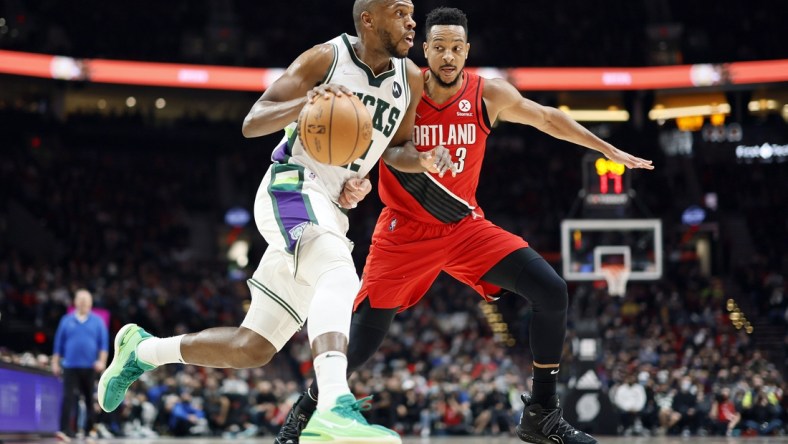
[271,34,412,201]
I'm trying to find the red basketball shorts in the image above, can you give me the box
[355,207,529,312]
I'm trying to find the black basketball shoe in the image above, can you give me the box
[274,392,316,444]
[515,394,597,443]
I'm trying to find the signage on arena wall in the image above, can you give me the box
[1,50,787,91]
[681,205,707,226]
[0,366,62,433]
[702,123,743,143]
[735,143,788,163]
[694,123,786,164]
[659,129,694,156]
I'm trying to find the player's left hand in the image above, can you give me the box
[338,177,372,209]
[420,145,458,178]
[307,83,354,103]
[606,147,654,170]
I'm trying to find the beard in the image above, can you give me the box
[378,28,408,59]
[428,66,462,88]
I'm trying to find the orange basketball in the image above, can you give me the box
[297,92,373,166]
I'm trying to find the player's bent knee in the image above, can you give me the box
[536,262,568,312]
[232,328,276,368]
[522,272,568,313]
[296,226,355,287]
[549,277,569,312]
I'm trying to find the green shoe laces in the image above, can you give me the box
[333,395,373,425]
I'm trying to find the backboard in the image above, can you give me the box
[561,219,662,281]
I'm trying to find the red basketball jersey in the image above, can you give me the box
[378,71,492,224]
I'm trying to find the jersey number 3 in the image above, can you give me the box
[454,147,467,174]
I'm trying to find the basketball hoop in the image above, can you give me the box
[601,264,630,297]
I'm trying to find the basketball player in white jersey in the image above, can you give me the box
[96,1,454,442]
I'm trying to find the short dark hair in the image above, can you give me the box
[424,7,468,40]
[353,0,385,35]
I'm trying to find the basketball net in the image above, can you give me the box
[601,264,630,297]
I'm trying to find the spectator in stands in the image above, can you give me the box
[248,380,278,436]
[694,382,714,435]
[123,392,158,438]
[671,376,699,436]
[709,387,740,436]
[740,389,783,436]
[637,373,661,435]
[655,384,681,435]
[394,386,427,435]
[168,390,207,436]
[52,289,109,442]
[435,393,471,436]
[612,373,647,435]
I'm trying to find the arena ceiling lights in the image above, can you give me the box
[558,107,630,122]
[747,89,788,122]
[556,93,630,122]
[648,92,731,121]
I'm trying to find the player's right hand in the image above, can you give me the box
[419,145,457,178]
[307,83,354,103]
[338,177,372,209]
[606,146,654,170]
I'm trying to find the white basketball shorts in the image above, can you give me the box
[240,162,355,350]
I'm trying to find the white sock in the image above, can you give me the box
[136,335,185,366]
[313,351,351,412]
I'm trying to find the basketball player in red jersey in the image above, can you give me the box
[276,7,653,444]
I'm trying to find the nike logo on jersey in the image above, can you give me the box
[551,369,560,375]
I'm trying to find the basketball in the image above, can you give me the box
[297,92,373,166]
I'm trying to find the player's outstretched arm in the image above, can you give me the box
[486,78,654,170]
[241,44,335,138]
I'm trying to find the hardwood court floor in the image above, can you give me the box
[4,437,788,444]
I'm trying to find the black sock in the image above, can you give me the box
[296,388,318,414]
[531,366,558,406]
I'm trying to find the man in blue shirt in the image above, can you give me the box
[52,289,109,441]
[169,390,207,436]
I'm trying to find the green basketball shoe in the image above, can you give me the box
[97,323,156,412]
[301,394,400,443]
